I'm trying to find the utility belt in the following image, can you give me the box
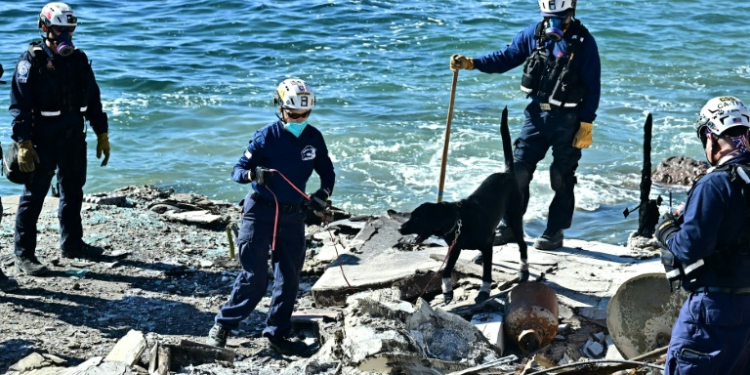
[250,192,302,213]
[694,286,750,295]
[537,101,578,112]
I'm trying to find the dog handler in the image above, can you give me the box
[206,79,335,356]
[450,0,601,250]
[655,96,750,374]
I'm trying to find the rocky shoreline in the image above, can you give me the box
[0,177,694,374]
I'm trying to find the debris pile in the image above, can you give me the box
[0,185,672,375]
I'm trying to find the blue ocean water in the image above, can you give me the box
[0,1,747,244]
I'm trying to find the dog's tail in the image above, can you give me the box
[500,106,514,173]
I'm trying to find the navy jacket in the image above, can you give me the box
[9,42,108,142]
[473,21,601,124]
[668,154,750,271]
[233,120,335,205]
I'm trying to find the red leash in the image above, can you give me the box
[264,169,354,290]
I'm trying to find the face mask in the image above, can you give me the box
[51,29,75,57]
[544,17,566,42]
[284,121,308,137]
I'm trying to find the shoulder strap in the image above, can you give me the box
[533,21,545,46]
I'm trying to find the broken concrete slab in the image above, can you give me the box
[9,353,55,372]
[312,216,451,307]
[453,238,665,321]
[340,290,504,374]
[470,312,505,354]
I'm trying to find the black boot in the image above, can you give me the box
[15,254,49,276]
[534,230,564,250]
[266,334,312,357]
[494,225,516,245]
[0,270,19,292]
[62,242,104,259]
[206,323,230,348]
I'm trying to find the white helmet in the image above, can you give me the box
[38,3,77,29]
[538,0,576,17]
[273,79,315,111]
[695,96,750,138]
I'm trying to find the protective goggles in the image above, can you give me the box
[285,110,311,119]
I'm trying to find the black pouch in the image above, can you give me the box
[521,49,548,95]
[3,142,34,185]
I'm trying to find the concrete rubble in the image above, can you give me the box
[0,185,670,375]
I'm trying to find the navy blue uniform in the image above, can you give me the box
[664,154,750,375]
[10,42,108,256]
[216,120,335,338]
[474,21,600,232]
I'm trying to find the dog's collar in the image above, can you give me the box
[443,201,463,236]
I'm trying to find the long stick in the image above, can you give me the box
[438,69,459,203]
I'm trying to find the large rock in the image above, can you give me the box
[340,289,500,373]
[652,156,708,186]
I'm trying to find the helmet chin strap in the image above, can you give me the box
[276,108,288,124]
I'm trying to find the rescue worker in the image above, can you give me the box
[0,63,19,292]
[450,0,601,250]
[655,96,750,375]
[207,79,335,356]
[10,3,111,276]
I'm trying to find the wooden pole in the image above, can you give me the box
[438,69,459,202]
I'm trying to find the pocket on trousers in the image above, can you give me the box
[674,347,717,374]
[701,295,743,326]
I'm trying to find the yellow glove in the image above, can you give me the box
[573,122,593,149]
[17,140,40,173]
[96,133,110,167]
[450,54,474,71]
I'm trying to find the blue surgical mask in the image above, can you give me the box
[284,121,308,137]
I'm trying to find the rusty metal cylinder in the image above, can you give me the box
[504,282,559,353]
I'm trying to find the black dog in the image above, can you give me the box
[398,108,529,303]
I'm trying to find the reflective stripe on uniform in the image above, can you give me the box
[39,107,86,117]
[684,259,706,275]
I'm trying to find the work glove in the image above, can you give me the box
[250,166,274,185]
[572,122,593,149]
[655,212,681,248]
[660,248,684,292]
[308,188,331,213]
[17,140,40,173]
[450,54,474,71]
[96,133,110,167]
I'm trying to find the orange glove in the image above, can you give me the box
[96,133,110,167]
[17,140,40,172]
[573,122,593,149]
[450,54,474,71]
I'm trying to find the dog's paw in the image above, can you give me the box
[443,291,454,304]
[517,269,530,282]
[475,291,490,303]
